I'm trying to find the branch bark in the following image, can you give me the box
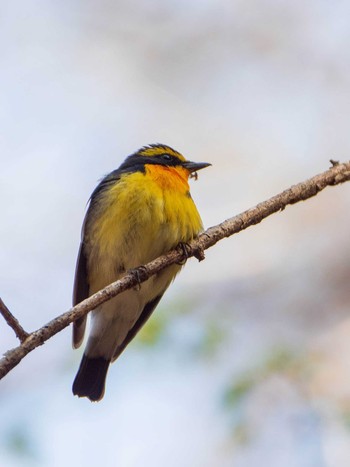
[0,298,29,343]
[1,160,349,379]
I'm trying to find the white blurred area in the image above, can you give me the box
[1,1,350,466]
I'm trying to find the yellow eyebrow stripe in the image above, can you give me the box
[138,145,186,161]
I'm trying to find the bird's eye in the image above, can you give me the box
[161,154,172,161]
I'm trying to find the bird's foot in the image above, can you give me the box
[176,241,205,264]
[176,242,192,265]
[128,266,148,291]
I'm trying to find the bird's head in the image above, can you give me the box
[120,144,211,179]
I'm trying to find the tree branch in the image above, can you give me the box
[1,160,349,379]
[0,298,29,343]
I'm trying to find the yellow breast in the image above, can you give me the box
[85,164,203,289]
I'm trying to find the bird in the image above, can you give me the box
[72,144,210,401]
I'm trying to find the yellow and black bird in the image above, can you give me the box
[72,144,210,401]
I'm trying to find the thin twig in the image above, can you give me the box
[0,160,349,379]
[0,298,29,343]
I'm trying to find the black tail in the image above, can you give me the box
[72,354,110,402]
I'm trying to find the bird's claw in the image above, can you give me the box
[129,266,148,291]
[177,241,205,264]
[176,242,191,265]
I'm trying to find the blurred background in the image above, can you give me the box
[1,1,350,466]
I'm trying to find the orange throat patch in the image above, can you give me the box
[144,164,190,193]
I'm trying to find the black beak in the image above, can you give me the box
[182,161,211,173]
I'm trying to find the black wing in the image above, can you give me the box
[72,169,123,349]
[111,293,164,361]
[72,241,89,348]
